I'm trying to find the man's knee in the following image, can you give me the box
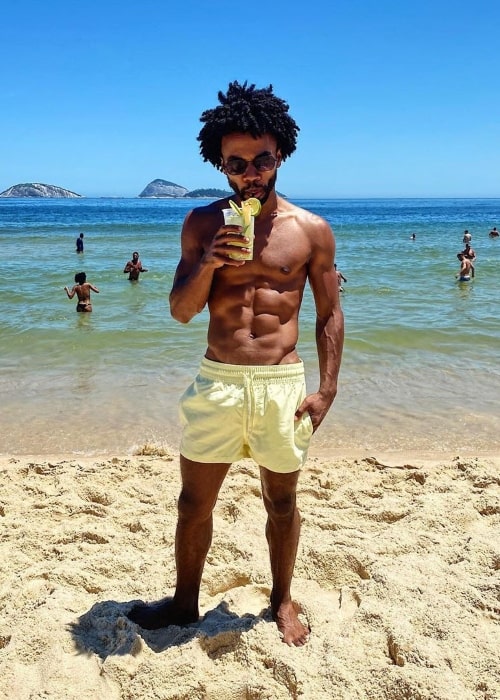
[178,457,230,521]
[263,492,297,520]
[260,468,299,519]
[177,488,215,522]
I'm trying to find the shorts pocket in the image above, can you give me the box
[294,411,314,451]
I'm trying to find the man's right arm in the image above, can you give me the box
[169,259,218,324]
[169,208,246,324]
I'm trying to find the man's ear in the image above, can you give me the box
[276,151,283,168]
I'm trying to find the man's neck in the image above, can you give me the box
[260,191,279,218]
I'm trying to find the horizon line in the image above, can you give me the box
[1,195,500,201]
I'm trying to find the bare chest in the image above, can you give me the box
[251,217,311,276]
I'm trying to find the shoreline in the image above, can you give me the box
[2,446,500,464]
[1,377,499,457]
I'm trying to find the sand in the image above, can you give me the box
[0,448,499,700]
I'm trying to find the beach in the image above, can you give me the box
[1,197,499,697]
[1,446,499,700]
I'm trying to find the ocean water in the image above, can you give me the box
[1,197,499,456]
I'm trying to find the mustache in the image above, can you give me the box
[226,171,277,205]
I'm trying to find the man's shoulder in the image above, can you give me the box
[281,199,332,233]
[184,199,227,227]
[182,199,226,241]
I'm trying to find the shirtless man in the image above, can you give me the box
[64,272,99,311]
[456,254,473,282]
[462,243,476,260]
[461,243,476,277]
[123,251,148,281]
[127,82,344,646]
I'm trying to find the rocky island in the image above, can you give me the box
[138,179,188,198]
[184,188,233,198]
[0,183,82,198]
[138,179,231,199]
[0,180,234,199]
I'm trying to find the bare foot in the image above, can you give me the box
[127,598,199,630]
[273,600,310,646]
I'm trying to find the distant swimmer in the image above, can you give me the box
[459,243,476,277]
[461,242,476,260]
[334,263,347,292]
[462,229,472,245]
[410,233,416,240]
[489,227,499,238]
[76,233,84,253]
[123,251,148,281]
[456,254,472,282]
[64,272,99,312]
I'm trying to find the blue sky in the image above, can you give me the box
[1,1,499,198]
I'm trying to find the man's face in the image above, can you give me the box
[221,133,281,205]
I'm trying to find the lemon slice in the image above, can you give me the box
[245,197,262,216]
[241,201,252,226]
[229,199,242,215]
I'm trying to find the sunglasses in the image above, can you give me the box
[223,153,278,176]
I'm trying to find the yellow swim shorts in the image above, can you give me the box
[179,358,314,473]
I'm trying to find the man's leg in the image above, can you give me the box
[259,466,310,646]
[128,456,230,629]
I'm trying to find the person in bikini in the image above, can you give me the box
[64,272,99,311]
[127,81,344,646]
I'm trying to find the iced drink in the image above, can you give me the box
[222,208,255,261]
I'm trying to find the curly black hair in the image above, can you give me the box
[197,81,300,170]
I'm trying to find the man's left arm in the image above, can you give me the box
[295,220,344,431]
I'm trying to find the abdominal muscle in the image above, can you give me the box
[206,283,303,366]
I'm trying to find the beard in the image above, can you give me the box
[226,171,277,206]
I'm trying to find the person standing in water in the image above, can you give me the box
[334,263,347,291]
[123,251,148,281]
[456,254,473,282]
[64,272,99,312]
[461,243,476,278]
